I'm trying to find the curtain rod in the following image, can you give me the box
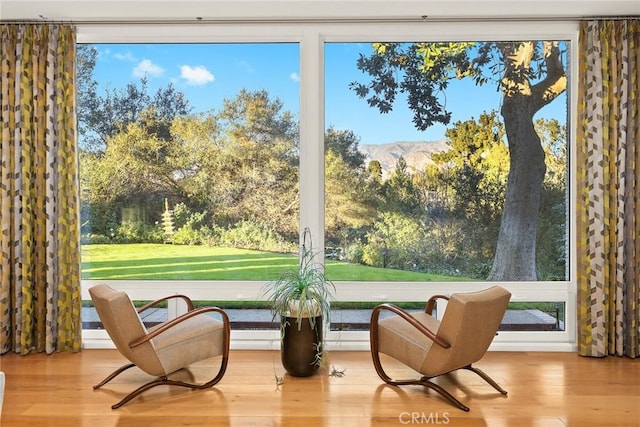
[2,15,638,26]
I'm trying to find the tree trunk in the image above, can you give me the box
[488,98,546,281]
[487,41,565,281]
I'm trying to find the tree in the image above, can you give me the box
[325,150,377,244]
[367,160,383,184]
[92,78,191,146]
[84,121,186,208]
[169,114,222,209]
[204,90,299,237]
[351,41,567,280]
[216,88,298,145]
[534,118,568,280]
[384,156,421,216]
[361,212,426,270]
[76,43,191,150]
[423,112,510,274]
[432,111,508,222]
[323,126,377,245]
[325,126,367,169]
[76,45,100,150]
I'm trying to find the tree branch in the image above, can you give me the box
[531,42,567,112]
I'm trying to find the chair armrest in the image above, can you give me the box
[371,304,450,349]
[136,294,195,314]
[129,306,230,348]
[425,295,449,316]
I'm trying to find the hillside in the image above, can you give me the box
[358,140,449,175]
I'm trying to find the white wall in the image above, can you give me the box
[1,0,638,22]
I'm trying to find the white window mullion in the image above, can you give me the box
[299,29,325,253]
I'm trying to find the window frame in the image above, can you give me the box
[78,20,578,352]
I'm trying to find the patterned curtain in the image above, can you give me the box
[577,19,640,358]
[0,24,82,355]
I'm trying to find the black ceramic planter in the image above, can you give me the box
[281,315,323,377]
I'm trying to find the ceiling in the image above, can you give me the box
[1,0,638,22]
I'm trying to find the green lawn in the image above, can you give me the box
[81,243,461,282]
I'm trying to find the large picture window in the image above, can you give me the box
[78,22,577,351]
[323,39,570,334]
[324,41,568,283]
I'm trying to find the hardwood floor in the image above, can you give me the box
[1,349,639,426]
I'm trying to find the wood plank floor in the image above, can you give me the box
[1,350,639,426]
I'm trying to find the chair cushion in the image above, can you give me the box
[377,312,441,374]
[149,314,226,375]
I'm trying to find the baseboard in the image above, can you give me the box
[82,337,577,352]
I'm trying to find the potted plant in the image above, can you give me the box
[262,227,335,377]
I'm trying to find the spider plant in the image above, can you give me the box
[262,227,335,330]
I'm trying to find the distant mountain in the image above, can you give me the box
[358,140,449,175]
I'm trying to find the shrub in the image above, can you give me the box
[361,212,425,269]
[221,220,296,253]
[114,222,163,243]
[171,208,217,245]
[173,224,219,246]
[172,225,202,245]
[344,241,364,264]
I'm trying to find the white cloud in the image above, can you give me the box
[180,65,215,86]
[133,59,164,78]
[113,51,137,62]
[289,72,300,83]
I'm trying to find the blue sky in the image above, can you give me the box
[90,42,567,145]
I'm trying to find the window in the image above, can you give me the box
[78,42,301,331]
[79,22,578,351]
[323,40,569,331]
[324,40,568,282]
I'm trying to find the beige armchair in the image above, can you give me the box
[369,286,511,411]
[89,284,230,409]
